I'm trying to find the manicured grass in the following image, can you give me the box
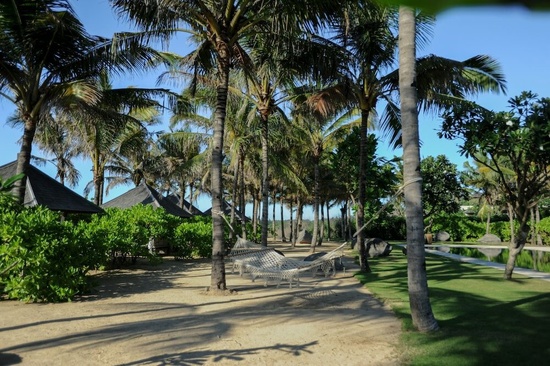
[356,251,550,365]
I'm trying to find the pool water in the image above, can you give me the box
[434,246,550,274]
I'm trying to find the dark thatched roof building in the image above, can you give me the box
[203,200,250,222]
[0,161,103,214]
[101,182,192,218]
[165,193,204,216]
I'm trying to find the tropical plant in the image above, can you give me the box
[420,155,469,231]
[110,0,342,292]
[440,91,550,279]
[0,0,163,204]
[308,0,506,272]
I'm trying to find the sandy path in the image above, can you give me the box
[0,243,403,365]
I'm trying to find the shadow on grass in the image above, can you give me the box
[358,251,550,365]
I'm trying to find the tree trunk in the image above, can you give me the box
[504,225,528,279]
[508,203,515,245]
[14,115,38,204]
[536,204,542,245]
[280,195,286,242]
[399,6,438,332]
[260,114,270,247]
[357,108,370,272]
[341,204,347,240]
[326,201,332,241]
[253,194,260,240]
[347,200,353,242]
[319,201,325,246]
[288,200,296,248]
[230,154,239,241]
[210,40,230,292]
[272,191,277,240]
[311,157,320,253]
[239,151,247,240]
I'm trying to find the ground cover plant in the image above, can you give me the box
[356,251,550,365]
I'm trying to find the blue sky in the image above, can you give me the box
[1,2,550,214]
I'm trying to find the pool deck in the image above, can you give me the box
[423,245,550,282]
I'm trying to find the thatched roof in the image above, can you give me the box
[165,193,204,216]
[203,200,250,222]
[0,161,103,214]
[101,182,192,218]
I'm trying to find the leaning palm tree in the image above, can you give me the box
[110,0,342,292]
[7,113,82,188]
[0,0,163,204]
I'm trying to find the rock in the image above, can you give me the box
[296,229,312,244]
[479,247,502,258]
[303,252,344,270]
[364,238,392,258]
[478,233,502,243]
[434,231,450,242]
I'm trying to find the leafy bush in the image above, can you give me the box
[0,205,104,302]
[430,213,485,241]
[173,216,212,259]
[89,205,184,266]
[539,216,550,245]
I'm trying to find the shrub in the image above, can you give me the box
[0,205,104,302]
[173,216,212,259]
[539,216,550,245]
[430,213,485,241]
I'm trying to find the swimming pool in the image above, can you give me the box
[425,244,550,274]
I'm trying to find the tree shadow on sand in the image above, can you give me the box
[115,341,318,366]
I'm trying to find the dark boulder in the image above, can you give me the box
[303,252,344,270]
[364,238,392,258]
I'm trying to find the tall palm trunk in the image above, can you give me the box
[311,156,320,252]
[280,195,286,242]
[14,116,38,204]
[260,114,270,247]
[229,159,239,242]
[319,201,325,246]
[238,151,247,239]
[210,40,230,292]
[272,191,277,240]
[399,6,438,332]
[357,109,371,271]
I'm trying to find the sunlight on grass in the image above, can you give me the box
[356,251,550,365]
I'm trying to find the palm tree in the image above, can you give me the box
[309,1,506,272]
[7,113,82,187]
[0,0,162,204]
[110,0,341,291]
[398,5,438,332]
[291,97,355,251]
[73,72,169,205]
[462,158,506,234]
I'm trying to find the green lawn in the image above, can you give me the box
[356,251,550,365]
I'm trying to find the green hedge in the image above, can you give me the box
[0,205,105,302]
[0,202,219,302]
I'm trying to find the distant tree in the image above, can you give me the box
[420,155,469,231]
[440,91,550,279]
